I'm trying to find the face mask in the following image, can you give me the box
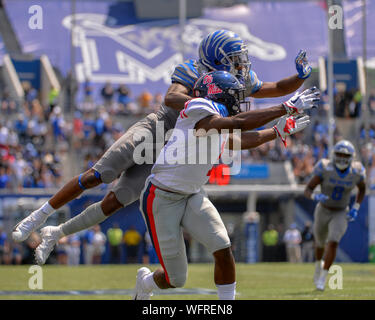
[334,154,351,170]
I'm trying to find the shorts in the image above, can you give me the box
[313,203,348,247]
[93,113,162,206]
[139,178,230,287]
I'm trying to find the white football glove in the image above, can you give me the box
[273,115,311,147]
[283,87,320,115]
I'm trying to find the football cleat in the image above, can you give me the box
[316,278,326,291]
[35,226,63,265]
[12,210,49,242]
[133,267,153,300]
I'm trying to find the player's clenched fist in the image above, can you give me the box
[273,114,310,147]
[283,87,320,115]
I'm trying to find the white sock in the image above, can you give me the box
[320,269,329,281]
[143,272,159,292]
[216,282,236,300]
[315,260,322,269]
[40,201,55,216]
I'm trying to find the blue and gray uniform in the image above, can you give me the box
[312,159,365,247]
[93,59,263,205]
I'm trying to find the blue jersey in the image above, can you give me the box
[171,59,263,96]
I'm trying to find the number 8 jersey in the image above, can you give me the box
[313,159,366,209]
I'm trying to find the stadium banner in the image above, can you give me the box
[324,59,359,91]
[11,58,41,90]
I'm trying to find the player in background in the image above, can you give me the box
[133,71,318,300]
[12,30,312,263]
[304,140,366,291]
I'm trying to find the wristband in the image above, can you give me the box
[353,203,360,211]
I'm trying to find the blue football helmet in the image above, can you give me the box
[193,71,247,116]
[199,29,251,79]
[332,140,355,170]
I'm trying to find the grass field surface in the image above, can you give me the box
[0,263,374,300]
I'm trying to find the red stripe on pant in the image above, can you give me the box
[146,184,171,284]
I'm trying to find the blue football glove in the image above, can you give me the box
[347,207,359,222]
[295,50,312,79]
[314,193,329,202]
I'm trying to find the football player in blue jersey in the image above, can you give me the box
[12,29,315,266]
[304,140,366,291]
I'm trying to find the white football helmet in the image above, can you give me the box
[332,140,355,170]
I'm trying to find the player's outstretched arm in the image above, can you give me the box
[226,114,310,150]
[195,87,319,133]
[250,50,312,98]
[164,83,192,111]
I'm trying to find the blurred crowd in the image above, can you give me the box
[262,221,314,263]
[0,81,65,190]
[0,222,161,265]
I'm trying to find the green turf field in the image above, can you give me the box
[0,263,374,300]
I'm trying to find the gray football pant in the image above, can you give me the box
[139,179,231,288]
[313,203,348,248]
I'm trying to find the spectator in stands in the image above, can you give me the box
[55,236,68,265]
[283,223,302,263]
[22,81,38,104]
[301,221,314,262]
[0,224,7,264]
[83,227,95,264]
[92,224,106,264]
[49,106,66,142]
[123,225,142,264]
[66,234,81,265]
[22,231,41,264]
[151,92,163,113]
[117,84,132,114]
[137,90,153,114]
[63,70,78,113]
[107,223,123,264]
[262,224,279,262]
[84,78,94,103]
[14,114,28,144]
[0,165,11,188]
[1,87,17,114]
[143,230,158,264]
[48,86,60,112]
[101,81,115,108]
[292,148,314,184]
